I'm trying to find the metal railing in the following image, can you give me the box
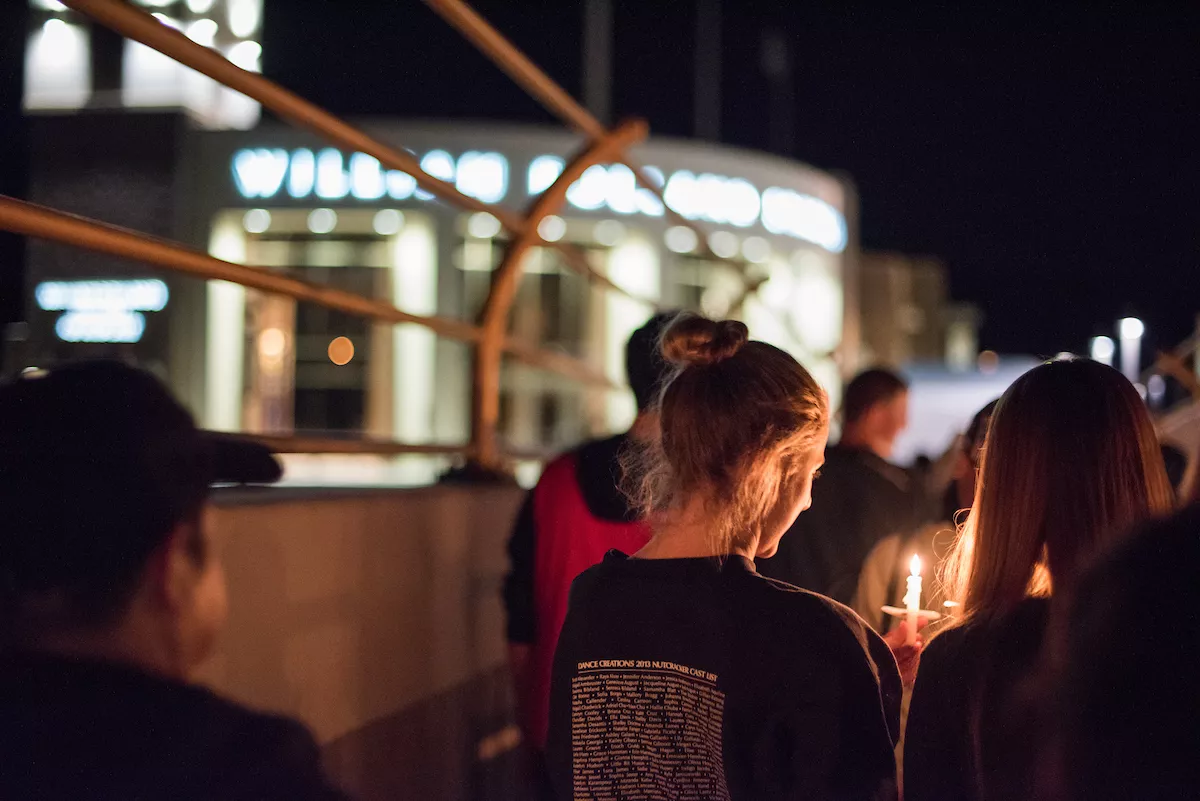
[0,0,761,473]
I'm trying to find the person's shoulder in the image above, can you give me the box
[0,658,346,800]
[747,572,875,636]
[536,435,624,486]
[530,449,584,502]
[816,445,856,473]
[922,618,972,664]
[926,598,1051,662]
[181,687,348,798]
[747,574,898,690]
[176,681,316,748]
[566,550,628,596]
[575,433,627,463]
[538,449,580,480]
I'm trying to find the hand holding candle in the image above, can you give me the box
[904,554,923,645]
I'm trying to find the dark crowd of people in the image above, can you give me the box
[506,311,1200,801]
[1,312,1198,801]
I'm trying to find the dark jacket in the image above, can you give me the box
[0,653,351,801]
[904,599,1050,801]
[760,445,923,604]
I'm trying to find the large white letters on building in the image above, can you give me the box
[231,147,847,253]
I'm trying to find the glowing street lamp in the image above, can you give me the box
[1090,335,1115,367]
[1118,317,1144,383]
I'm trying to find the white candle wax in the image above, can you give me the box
[904,554,922,645]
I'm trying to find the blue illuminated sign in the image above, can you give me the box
[36,279,169,344]
[230,147,847,252]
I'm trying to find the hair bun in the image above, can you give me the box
[661,314,750,367]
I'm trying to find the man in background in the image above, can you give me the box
[0,362,350,801]
[760,367,921,604]
[503,312,677,759]
[853,400,999,634]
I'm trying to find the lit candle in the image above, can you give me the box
[904,554,923,645]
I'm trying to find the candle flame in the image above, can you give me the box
[909,554,922,576]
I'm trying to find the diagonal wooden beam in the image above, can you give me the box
[421,0,725,263]
[58,0,651,308]
[0,195,618,390]
[471,120,650,467]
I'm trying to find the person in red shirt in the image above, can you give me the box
[503,311,678,763]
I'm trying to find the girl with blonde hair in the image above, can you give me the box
[547,314,903,800]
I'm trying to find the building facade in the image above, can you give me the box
[859,251,980,371]
[18,113,859,484]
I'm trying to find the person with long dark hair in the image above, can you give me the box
[904,358,1173,801]
[547,314,902,800]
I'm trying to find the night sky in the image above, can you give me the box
[1,2,1196,361]
[264,0,1199,357]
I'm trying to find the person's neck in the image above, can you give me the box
[839,427,892,460]
[627,410,659,443]
[28,620,186,682]
[634,495,756,561]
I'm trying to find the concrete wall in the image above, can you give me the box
[201,484,526,799]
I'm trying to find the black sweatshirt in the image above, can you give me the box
[548,551,903,801]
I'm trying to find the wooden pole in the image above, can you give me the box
[57,0,649,307]
[0,196,478,341]
[472,120,649,468]
[421,0,723,261]
[0,195,618,390]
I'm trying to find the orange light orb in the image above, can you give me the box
[328,336,355,365]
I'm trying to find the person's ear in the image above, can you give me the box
[862,403,885,431]
[145,523,201,614]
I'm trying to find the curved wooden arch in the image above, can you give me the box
[423,0,723,262]
[471,119,651,470]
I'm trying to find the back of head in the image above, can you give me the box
[626,311,681,412]
[1050,504,1200,800]
[842,367,908,426]
[945,358,1174,621]
[1160,443,1189,497]
[0,361,278,640]
[625,314,828,552]
[965,400,1000,452]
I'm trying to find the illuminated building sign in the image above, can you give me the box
[231,147,505,205]
[36,279,169,343]
[231,147,848,252]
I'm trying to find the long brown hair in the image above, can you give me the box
[624,314,828,553]
[942,358,1173,624]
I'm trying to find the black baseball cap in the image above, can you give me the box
[0,360,280,600]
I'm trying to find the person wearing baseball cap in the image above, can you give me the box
[0,361,350,800]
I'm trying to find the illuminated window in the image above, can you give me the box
[25,0,263,128]
[24,19,91,110]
